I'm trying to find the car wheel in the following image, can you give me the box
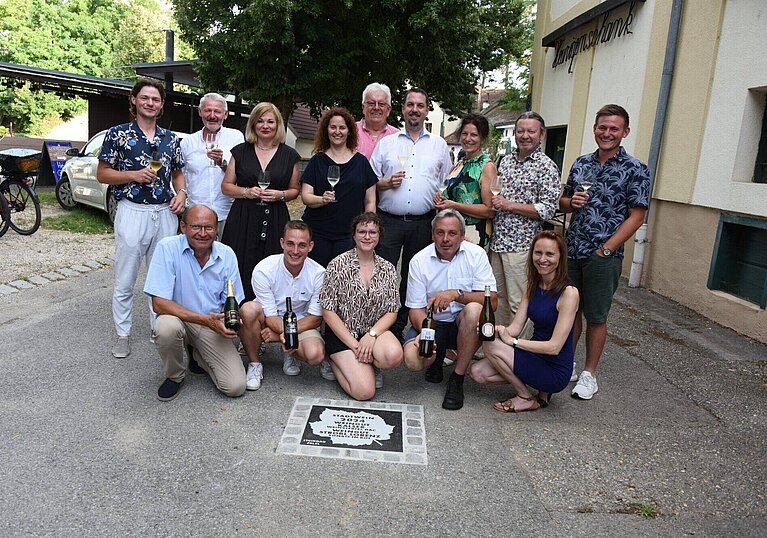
[55,176,77,209]
[106,187,118,224]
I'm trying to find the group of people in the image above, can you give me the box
[96,78,649,412]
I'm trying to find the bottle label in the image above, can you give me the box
[420,328,435,341]
[286,322,298,334]
[225,311,239,324]
[481,323,495,338]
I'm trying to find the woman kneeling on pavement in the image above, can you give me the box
[470,230,578,412]
[319,212,403,400]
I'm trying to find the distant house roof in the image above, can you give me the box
[132,61,201,88]
[476,88,506,111]
[288,104,319,140]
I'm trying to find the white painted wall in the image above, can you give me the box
[538,49,575,128]
[692,0,767,218]
[549,0,582,22]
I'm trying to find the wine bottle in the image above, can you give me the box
[283,297,299,350]
[479,285,495,341]
[224,279,240,331]
[419,308,436,357]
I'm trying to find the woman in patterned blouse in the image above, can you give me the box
[319,212,403,400]
[434,113,497,246]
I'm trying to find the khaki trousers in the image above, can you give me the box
[154,315,246,397]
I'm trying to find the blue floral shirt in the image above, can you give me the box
[564,147,650,260]
[98,121,185,204]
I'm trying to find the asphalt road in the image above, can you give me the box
[1,267,765,537]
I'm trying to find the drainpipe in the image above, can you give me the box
[629,0,684,288]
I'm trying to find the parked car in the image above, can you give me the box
[56,129,187,223]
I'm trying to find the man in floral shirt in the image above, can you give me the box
[489,111,561,326]
[97,79,187,359]
[560,104,650,400]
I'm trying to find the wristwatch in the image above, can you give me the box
[601,245,613,257]
[512,337,519,348]
[368,329,378,339]
[456,289,465,300]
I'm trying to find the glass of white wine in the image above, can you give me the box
[149,147,162,188]
[327,165,340,202]
[257,171,271,205]
[397,145,410,178]
[204,131,217,167]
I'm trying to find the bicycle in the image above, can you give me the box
[0,190,9,237]
[0,149,42,235]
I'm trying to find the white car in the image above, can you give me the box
[56,129,186,223]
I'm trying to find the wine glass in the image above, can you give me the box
[327,165,340,202]
[204,131,217,167]
[397,145,410,177]
[579,179,593,193]
[148,147,162,188]
[257,171,271,205]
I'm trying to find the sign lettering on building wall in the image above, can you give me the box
[552,1,637,73]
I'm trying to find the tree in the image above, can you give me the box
[173,0,531,121]
[497,0,536,112]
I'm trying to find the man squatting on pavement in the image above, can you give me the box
[97,79,187,360]
[402,209,497,411]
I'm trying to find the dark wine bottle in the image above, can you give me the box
[419,308,436,357]
[479,285,495,341]
[283,297,299,350]
[224,279,241,331]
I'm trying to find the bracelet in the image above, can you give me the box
[243,187,248,199]
[179,188,188,195]
[281,191,286,201]
[568,198,574,211]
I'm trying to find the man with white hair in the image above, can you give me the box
[356,83,399,159]
[181,93,245,239]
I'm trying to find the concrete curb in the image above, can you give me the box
[0,257,114,295]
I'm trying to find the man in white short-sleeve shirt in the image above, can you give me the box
[238,221,326,390]
[180,92,244,239]
[402,209,497,411]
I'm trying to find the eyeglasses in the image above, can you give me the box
[188,224,216,232]
[356,229,379,236]
[364,101,389,109]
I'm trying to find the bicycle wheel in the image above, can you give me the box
[0,191,9,237]
[3,178,42,235]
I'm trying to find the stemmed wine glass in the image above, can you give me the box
[397,145,410,178]
[257,171,271,205]
[204,131,217,167]
[149,146,162,188]
[327,165,340,202]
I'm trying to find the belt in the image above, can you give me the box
[379,209,436,222]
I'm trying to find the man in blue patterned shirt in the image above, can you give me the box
[559,104,650,400]
[97,79,188,359]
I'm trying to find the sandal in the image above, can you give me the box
[537,392,552,409]
[493,395,541,413]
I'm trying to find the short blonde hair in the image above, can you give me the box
[245,102,287,144]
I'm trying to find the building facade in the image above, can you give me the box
[530,0,767,342]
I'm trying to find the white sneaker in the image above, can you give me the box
[374,367,383,389]
[246,362,264,390]
[571,371,598,400]
[444,349,456,366]
[570,362,578,382]
[283,354,300,376]
[319,360,336,381]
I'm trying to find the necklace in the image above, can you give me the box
[257,144,276,151]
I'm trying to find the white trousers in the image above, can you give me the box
[113,200,178,336]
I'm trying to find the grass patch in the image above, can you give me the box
[43,207,113,234]
[622,502,661,518]
[36,190,57,206]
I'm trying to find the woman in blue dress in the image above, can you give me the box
[470,230,579,412]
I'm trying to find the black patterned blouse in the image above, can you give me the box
[319,249,400,335]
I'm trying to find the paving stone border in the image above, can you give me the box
[0,257,114,295]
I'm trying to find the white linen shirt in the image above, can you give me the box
[144,234,244,314]
[370,128,452,216]
[405,241,496,322]
[251,254,325,319]
[180,126,244,220]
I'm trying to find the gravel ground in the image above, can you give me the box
[0,203,114,284]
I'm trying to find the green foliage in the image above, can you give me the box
[0,0,193,135]
[174,0,532,121]
[42,207,113,235]
[498,86,528,112]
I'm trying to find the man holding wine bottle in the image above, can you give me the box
[402,209,497,410]
[489,111,561,328]
[370,88,453,341]
[97,79,188,360]
[144,205,246,401]
[238,221,326,390]
[559,104,650,400]
[181,93,245,240]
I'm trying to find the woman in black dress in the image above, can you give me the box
[221,102,300,300]
[300,107,377,266]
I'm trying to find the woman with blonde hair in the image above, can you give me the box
[222,102,301,300]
